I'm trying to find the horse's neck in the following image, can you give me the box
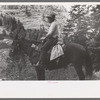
[20,39,33,55]
[19,39,41,64]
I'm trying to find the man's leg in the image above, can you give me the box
[39,38,55,66]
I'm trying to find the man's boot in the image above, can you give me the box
[33,61,46,68]
[33,61,39,67]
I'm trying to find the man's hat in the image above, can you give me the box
[46,13,56,19]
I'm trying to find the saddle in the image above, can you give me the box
[50,44,64,61]
[47,38,64,61]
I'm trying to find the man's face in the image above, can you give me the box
[47,18,53,23]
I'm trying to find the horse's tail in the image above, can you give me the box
[85,47,93,77]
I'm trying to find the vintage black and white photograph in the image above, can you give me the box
[0,3,100,80]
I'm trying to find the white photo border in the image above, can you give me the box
[0,2,100,99]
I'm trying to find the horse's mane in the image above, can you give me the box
[21,38,40,45]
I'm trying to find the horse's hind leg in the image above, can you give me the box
[74,64,85,80]
[35,66,45,80]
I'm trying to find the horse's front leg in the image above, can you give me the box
[17,55,26,80]
[18,64,23,80]
[35,66,45,80]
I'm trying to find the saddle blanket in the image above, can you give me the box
[50,44,64,61]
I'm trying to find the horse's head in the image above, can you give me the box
[9,39,21,58]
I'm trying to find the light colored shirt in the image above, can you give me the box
[46,21,60,38]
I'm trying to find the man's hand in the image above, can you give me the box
[31,43,36,48]
[31,43,39,51]
[40,37,46,40]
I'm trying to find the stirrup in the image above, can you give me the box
[38,63,46,68]
[33,64,38,67]
[33,61,39,67]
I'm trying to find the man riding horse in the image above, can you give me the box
[35,13,60,67]
[11,13,93,80]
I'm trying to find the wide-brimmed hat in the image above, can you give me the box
[46,13,56,19]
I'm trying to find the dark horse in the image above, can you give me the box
[11,37,93,80]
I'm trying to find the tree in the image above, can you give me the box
[25,6,31,17]
[66,5,91,46]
